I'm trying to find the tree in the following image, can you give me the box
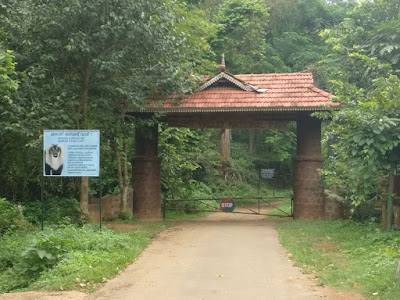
[0,0,209,211]
[323,76,400,225]
[318,0,400,89]
[0,49,18,96]
[368,17,400,71]
[211,0,289,73]
[159,127,219,199]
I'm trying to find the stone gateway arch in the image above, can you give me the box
[131,65,339,220]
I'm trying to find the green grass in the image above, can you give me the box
[0,222,167,293]
[212,182,292,199]
[276,220,400,299]
[267,197,292,218]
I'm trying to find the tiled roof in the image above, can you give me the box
[144,72,338,113]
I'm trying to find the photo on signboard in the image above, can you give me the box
[44,144,65,175]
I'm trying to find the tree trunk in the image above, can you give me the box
[113,138,124,194]
[249,129,255,154]
[221,128,231,161]
[382,202,387,231]
[79,57,91,214]
[113,137,130,213]
[80,177,89,214]
[394,206,400,228]
[121,138,130,212]
[386,163,395,232]
[397,259,400,280]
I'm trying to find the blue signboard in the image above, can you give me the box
[43,130,100,177]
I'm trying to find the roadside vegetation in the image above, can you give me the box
[0,201,167,293]
[276,220,400,300]
[1,0,400,296]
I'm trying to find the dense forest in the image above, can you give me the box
[1,0,400,225]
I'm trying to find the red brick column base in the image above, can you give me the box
[293,157,324,219]
[132,122,161,221]
[293,116,324,220]
[132,157,161,220]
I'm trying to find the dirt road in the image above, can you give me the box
[90,207,363,300]
[0,207,364,300]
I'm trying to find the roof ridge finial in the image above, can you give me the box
[220,53,226,72]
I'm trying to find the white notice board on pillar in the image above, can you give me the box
[260,168,275,180]
[43,130,100,177]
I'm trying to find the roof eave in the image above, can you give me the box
[134,106,341,114]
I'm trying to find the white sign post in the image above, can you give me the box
[260,168,275,180]
[42,130,101,230]
[259,168,276,197]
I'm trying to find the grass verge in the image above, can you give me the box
[0,222,167,293]
[267,197,292,218]
[276,220,400,299]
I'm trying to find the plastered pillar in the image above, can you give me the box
[132,122,161,220]
[293,116,324,219]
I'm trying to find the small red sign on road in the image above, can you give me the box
[220,198,235,213]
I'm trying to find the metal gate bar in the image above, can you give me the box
[162,196,293,219]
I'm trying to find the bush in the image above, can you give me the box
[23,196,82,225]
[0,222,166,293]
[15,235,74,277]
[0,232,74,292]
[0,233,30,273]
[346,200,381,223]
[0,197,31,236]
[119,209,133,220]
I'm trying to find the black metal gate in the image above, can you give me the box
[162,196,293,219]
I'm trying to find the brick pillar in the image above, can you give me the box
[132,122,161,220]
[293,116,324,219]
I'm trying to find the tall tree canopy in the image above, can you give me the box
[211,0,289,73]
[1,0,399,225]
[0,0,216,209]
[319,0,400,222]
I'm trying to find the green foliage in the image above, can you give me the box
[267,197,292,218]
[1,0,396,227]
[260,130,296,187]
[0,197,20,236]
[23,197,82,226]
[119,209,133,221]
[369,17,400,70]
[229,129,296,188]
[230,142,258,183]
[16,236,74,277]
[160,127,220,199]
[264,0,349,73]
[0,49,18,95]
[323,76,400,212]
[212,0,289,73]
[0,197,31,236]
[0,0,217,206]
[0,222,166,292]
[264,130,296,163]
[319,0,400,88]
[0,233,74,292]
[277,220,400,299]
[318,0,400,218]
[266,0,350,34]
[175,4,219,76]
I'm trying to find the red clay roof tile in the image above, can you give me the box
[145,72,338,112]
